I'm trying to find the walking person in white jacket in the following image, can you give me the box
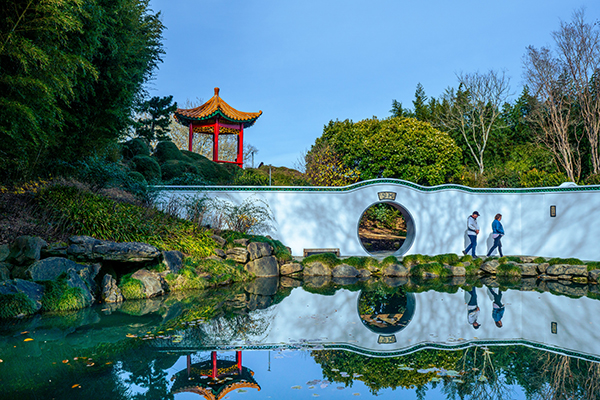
[462,211,480,258]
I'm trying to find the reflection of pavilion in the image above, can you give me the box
[171,351,260,399]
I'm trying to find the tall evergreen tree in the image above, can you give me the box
[134,95,177,143]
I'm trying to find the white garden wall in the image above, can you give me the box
[155,179,600,260]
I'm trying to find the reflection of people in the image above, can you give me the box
[487,287,505,328]
[486,214,505,257]
[464,287,480,329]
[463,211,480,258]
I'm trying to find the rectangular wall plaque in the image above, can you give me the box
[377,335,397,344]
[378,192,397,201]
[550,205,556,217]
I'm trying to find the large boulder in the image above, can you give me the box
[518,263,538,277]
[131,269,167,298]
[247,242,273,260]
[67,236,161,262]
[589,270,600,283]
[445,265,466,276]
[280,263,303,275]
[382,264,409,277]
[28,257,99,290]
[27,257,99,305]
[303,262,332,276]
[332,264,359,278]
[226,247,249,264]
[0,244,9,262]
[546,264,588,277]
[245,256,279,277]
[0,262,10,281]
[162,250,184,274]
[0,279,45,314]
[101,274,124,303]
[480,259,500,274]
[7,236,47,265]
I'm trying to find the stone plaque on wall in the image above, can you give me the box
[378,191,396,201]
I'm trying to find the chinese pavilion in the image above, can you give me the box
[174,88,262,168]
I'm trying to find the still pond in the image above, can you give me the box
[1,277,599,399]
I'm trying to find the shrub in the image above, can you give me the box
[586,261,600,271]
[380,256,399,266]
[497,263,521,277]
[164,173,210,185]
[433,253,460,266]
[155,141,186,163]
[548,257,584,265]
[161,160,199,182]
[302,253,340,268]
[131,155,161,183]
[0,293,37,319]
[185,257,250,284]
[410,262,449,278]
[233,169,269,186]
[533,257,547,263]
[122,138,150,159]
[520,169,568,188]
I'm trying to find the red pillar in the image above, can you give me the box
[213,118,220,162]
[236,350,242,372]
[211,351,217,378]
[236,124,244,168]
[188,123,194,152]
[187,354,191,376]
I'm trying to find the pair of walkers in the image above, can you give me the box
[462,211,504,258]
[464,287,506,329]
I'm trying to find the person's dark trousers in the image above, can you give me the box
[487,236,503,257]
[465,235,477,257]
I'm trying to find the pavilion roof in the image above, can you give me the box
[175,87,262,128]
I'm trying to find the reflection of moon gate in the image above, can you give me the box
[157,288,600,364]
[358,289,416,335]
[156,179,600,259]
[171,351,260,399]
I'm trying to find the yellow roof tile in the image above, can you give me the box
[175,88,262,128]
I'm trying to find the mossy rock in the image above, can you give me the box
[160,160,200,181]
[131,154,161,183]
[40,279,88,312]
[122,138,150,159]
[119,275,146,300]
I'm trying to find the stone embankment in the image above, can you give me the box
[2,234,600,318]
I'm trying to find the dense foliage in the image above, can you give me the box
[308,117,462,186]
[36,184,215,258]
[0,0,164,183]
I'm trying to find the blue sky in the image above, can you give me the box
[147,0,600,168]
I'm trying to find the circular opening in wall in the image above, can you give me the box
[358,201,415,257]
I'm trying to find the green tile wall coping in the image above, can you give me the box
[152,179,600,194]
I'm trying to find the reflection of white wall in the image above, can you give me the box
[236,288,600,360]
[156,180,600,259]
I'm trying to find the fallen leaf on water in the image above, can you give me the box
[353,393,361,396]
[20,331,29,335]
[105,362,113,365]
[0,359,3,363]
[62,360,68,364]
[24,338,33,342]
[312,394,320,397]
[71,384,81,389]
[126,334,137,338]
[291,385,302,389]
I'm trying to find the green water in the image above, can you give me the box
[1,280,599,399]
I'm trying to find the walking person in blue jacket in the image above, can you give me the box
[486,213,505,257]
